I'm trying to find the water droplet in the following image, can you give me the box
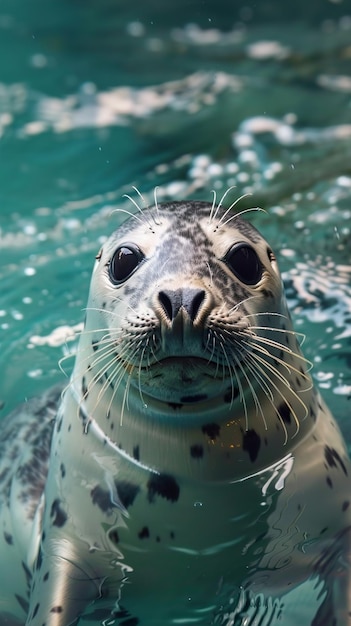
[193,501,203,507]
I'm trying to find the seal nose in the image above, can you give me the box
[158,288,206,323]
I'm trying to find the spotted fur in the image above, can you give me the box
[0,200,351,625]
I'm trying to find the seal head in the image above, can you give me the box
[76,200,315,480]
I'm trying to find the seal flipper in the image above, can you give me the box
[25,540,104,626]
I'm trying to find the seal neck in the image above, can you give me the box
[66,368,318,483]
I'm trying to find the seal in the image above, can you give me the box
[0,199,351,626]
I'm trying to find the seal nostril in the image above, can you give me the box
[187,289,206,322]
[158,290,175,322]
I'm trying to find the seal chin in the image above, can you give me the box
[131,356,237,406]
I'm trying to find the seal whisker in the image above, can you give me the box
[83,340,138,421]
[105,361,132,420]
[233,350,268,430]
[217,336,249,429]
[124,187,156,233]
[248,323,307,343]
[248,333,313,374]
[131,185,147,208]
[247,350,307,438]
[208,189,217,223]
[218,206,267,231]
[153,186,162,225]
[120,366,135,426]
[112,206,151,230]
[244,352,289,443]
[132,185,161,228]
[210,185,237,225]
[205,261,214,288]
[215,328,269,428]
[237,355,272,429]
[214,192,252,232]
[244,338,313,389]
[137,339,153,407]
[226,294,260,315]
[58,352,78,376]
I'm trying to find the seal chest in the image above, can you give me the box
[0,200,351,626]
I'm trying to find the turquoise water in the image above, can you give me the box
[0,1,351,623]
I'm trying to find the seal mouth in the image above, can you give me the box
[129,354,239,406]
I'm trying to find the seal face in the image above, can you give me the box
[0,200,351,626]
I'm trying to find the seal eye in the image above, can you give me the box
[224,243,262,285]
[109,244,144,284]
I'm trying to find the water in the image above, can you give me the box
[0,0,351,623]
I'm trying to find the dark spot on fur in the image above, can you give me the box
[326,476,333,488]
[202,423,220,439]
[43,571,49,581]
[168,401,183,409]
[4,531,13,545]
[22,561,32,585]
[242,429,261,462]
[79,406,87,423]
[170,531,175,539]
[91,485,114,514]
[32,603,40,619]
[342,501,350,512]
[324,446,348,475]
[138,526,150,539]
[115,480,140,509]
[190,444,204,459]
[180,394,207,403]
[56,416,63,433]
[278,402,291,424]
[36,547,43,570]
[92,339,99,352]
[147,473,179,503]
[50,499,67,527]
[224,387,239,403]
[82,377,88,398]
[50,606,63,614]
[133,446,140,461]
[60,463,66,478]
